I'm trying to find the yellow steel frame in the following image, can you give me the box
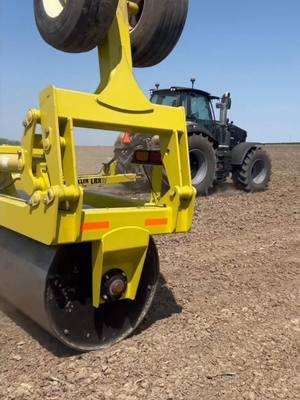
[77,172,137,187]
[0,0,196,307]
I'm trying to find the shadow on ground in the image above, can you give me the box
[133,274,182,334]
[0,273,181,357]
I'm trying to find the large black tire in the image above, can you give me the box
[232,148,271,192]
[188,134,216,196]
[130,0,189,67]
[34,0,119,53]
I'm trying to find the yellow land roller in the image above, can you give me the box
[0,0,195,351]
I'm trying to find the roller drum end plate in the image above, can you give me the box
[0,228,159,351]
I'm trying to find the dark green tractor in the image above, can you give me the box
[114,83,272,195]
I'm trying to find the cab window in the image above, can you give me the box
[190,94,212,121]
[151,93,179,107]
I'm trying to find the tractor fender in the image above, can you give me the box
[187,125,217,148]
[231,142,261,165]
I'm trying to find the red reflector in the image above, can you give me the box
[149,151,162,164]
[132,150,162,165]
[134,150,149,162]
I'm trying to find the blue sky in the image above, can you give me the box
[0,0,299,145]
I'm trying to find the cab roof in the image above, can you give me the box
[151,86,219,100]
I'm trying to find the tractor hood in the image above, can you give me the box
[227,123,247,137]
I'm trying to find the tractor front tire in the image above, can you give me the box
[232,148,271,192]
[188,134,216,196]
[34,0,119,53]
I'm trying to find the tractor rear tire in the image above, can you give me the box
[130,0,189,67]
[232,148,271,192]
[188,134,216,196]
[34,0,119,53]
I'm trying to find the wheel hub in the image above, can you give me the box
[251,159,267,185]
[101,269,127,301]
[189,149,208,185]
[43,0,67,18]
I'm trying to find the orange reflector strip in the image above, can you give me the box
[81,221,110,231]
[145,218,168,227]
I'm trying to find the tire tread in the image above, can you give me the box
[232,148,272,192]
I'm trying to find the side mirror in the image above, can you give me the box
[222,92,231,110]
[227,97,232,110]
[217,93,232,110]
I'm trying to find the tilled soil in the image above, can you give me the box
[0,145,299,400]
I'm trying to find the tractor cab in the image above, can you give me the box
[150,87,219,132]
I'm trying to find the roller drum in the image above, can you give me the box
[0,227,159,351]
[0,226,57,333]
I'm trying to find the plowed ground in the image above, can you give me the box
[0,145,299,400]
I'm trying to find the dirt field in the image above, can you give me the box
[0,145,299,400]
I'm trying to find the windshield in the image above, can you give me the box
[151,92,179,107]
[151,91,213,122]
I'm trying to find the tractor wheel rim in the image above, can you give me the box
[189,149,208,185]
[251,159,267,184]
[43,0,67,18]
[128,0,144,32]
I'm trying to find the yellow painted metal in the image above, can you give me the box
[78,173,137,186]
[102,159,117,176]
[92,227,149,307]
[150,166,163,203]
[0,153,24,172]
[0,0,196,307]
